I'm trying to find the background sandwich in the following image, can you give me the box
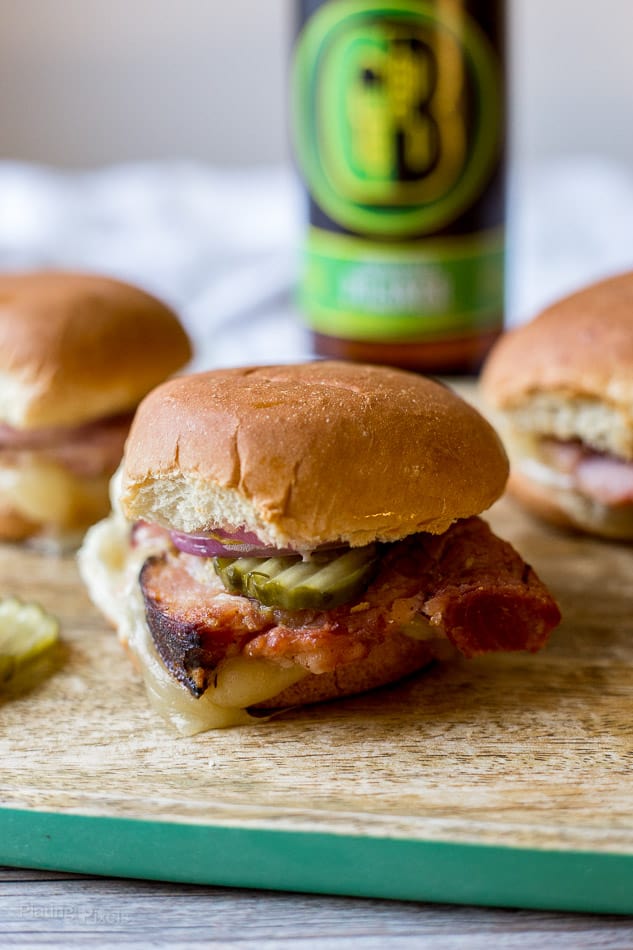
[0,271,191,547]
[80,361,561,732]
[481,271,633,538]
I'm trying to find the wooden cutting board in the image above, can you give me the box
[1,494,632,913]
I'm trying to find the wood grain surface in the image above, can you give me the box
[2,866,633,949]
[0,486,632,858]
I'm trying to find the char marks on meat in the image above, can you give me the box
[139,517,561,697]
[140,555,269,697]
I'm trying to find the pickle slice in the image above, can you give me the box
[0,597,60,684]
[214,546,379,610]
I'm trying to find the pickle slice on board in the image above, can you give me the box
[0,597,60,684]
[214,545,379,610]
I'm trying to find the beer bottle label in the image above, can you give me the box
[292,0,505,343]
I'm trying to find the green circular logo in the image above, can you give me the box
[292,0,502,238]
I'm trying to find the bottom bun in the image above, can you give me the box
[509,467,633,539]
[255,634,440,709]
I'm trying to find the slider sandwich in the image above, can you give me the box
[0,271,191,547]
[481,271,633,538]
[79,362,561,732]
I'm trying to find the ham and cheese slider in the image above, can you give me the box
[0,271,191,547]
[79,362,560,733]
[481,271,633,539]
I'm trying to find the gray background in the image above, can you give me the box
[1,0,631,168]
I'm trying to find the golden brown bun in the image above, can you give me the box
[480,272,633,538]
[254,634,439,708]
[481,270,633,413]
[121,362,509,548]
[0,271,192,429]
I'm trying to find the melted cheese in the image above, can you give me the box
[137,624,306,734]
[402,616,436,641]
[78,514,133,627]
[79,513,307,733]
[402,615,454,662]
[0,459,108,526]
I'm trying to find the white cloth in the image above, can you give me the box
[1,157,632,369]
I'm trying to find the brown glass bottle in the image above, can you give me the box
[292,0,505,374]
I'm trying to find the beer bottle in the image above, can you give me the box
[292,0,505,373]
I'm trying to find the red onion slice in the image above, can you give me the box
[169,527,296,558]
[169,526,349,559]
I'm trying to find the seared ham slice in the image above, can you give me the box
[541,439,633,506]
[0,413,133,478]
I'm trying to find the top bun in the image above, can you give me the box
[120,362,508,549]
[481,271,633,411]
[481,271,633,460]
[0,271,192,429]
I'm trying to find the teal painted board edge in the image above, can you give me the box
[1,808,633,914]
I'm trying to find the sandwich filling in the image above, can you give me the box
[81,504,560,733]
[130,517,559,697]
[503,425,633,536]
[493,393,633,517]
[533,438,633,507]
[0,412,133,477]
[0,413,132,537]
